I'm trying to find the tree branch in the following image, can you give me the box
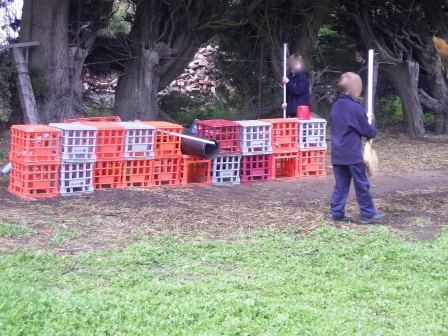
[418,88,438,109]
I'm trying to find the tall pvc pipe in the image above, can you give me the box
[258,42,264,119]
[367,49,374,124]
[283,43,288,119]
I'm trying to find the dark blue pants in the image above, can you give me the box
[330,163,376,219]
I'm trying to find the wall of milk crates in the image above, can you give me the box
[7,116,327,198]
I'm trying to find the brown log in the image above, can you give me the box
[11,47,40,124]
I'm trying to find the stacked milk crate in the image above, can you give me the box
[259,118,300,181]
[49,122,97,196]
[73,121,126,190]
[196,120,242,185]
[236,120,273,184]
[60,118,156,191]
[135,121,182,187]
[296,116,327,178]
[138,121,213,187]
[8,125,61,198]
[116,121,156,188]
[259,116,327,180]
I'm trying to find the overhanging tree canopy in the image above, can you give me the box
[107,0,263,121]
[15,0,115,124]
[336,0,448,136]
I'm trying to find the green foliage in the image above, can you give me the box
[389,97,403,123]
[99,1,132,37]
[374,98,434,128]
[0,221,34,239]
[217,35,280,105]
[84,97,115,117]
[1,227,448,334]
[423,113,434,123]
[313,22,360,71]
[159,90,240,126]
[0,149,7,159]
[373,97,403,127]
[28,63,49,97]
[0,51,14,121]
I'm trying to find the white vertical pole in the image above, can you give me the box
[283,43,288,119]
[367,49,374,124]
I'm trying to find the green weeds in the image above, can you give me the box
[49,230,83,247]
[0,221,34,238]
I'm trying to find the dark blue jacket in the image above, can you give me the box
[330,94,377,165]
[285,72,310,117]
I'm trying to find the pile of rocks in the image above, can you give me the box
[82,72,117,95]
[162,45,220,96]
[81,45,223,97]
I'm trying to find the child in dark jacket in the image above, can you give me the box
[328,72,385,224]
[281,53,310,117]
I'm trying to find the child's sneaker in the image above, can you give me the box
[327,215,350,222]
[359,212,386,224]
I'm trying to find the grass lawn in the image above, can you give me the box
[1,226,447,335]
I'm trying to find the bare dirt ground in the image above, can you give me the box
[0,129,447,255]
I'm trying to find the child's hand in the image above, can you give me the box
[282,77,289,84]
[282,103,287,110]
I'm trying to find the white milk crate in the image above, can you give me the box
[236,120,273,155]
[115,122,156,160]
[297,117,327,151]
[50,122,97,162]
[59,162,94,196]
[211,155,242,185]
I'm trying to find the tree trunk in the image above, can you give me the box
[432,113,447,134]
[383,61,425,137]
[115,43,171,121]
[416,43,448,135]
[113,0,224,121]
[18,0,100,124]
[19,0,75,123]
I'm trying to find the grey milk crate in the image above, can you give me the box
[115,122,156,160]
[211,155,242,185]
[50,122,97,162]
[59,161,94,196]
[236,120,273,155]
[297,117,328,151]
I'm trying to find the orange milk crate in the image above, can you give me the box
[297,150,327,178]
[260,118,299,153]
[180,155,212,187]
[196,119,241,155]
[8,161,59,198]
[138,121,183,157]
[122,159,153,188]
[93,161,123,189]
[240,153,273,184]
[272,151,300,181]
[64,116,122,123]
[81,121,126,161]
[151,156,182,187]
[9,125,61,164]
